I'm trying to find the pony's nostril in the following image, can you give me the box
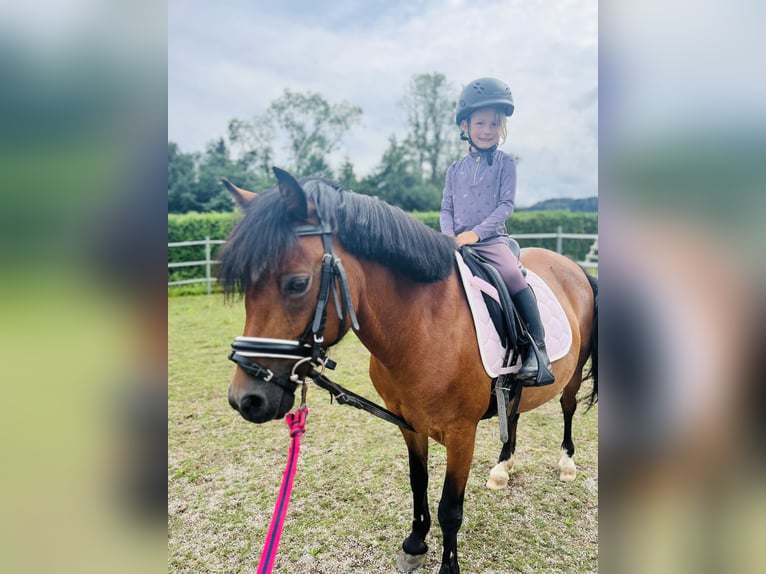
[239,394,264,419]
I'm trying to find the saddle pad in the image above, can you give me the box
[455,251,572,379]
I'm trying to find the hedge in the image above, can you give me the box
[168,210,597,283]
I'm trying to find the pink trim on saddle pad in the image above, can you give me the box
[455,252,573,379]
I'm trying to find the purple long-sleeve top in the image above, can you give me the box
[440,150,517,245]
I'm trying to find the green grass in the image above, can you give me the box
[169,295,598,573]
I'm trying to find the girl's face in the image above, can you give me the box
[465,107,502,150]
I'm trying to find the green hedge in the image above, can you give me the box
[168,210,597,284]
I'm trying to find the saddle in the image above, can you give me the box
[459,239,528,363]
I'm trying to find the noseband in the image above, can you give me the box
[228,222,360,392]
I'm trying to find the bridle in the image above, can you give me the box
[227,220,414,431]
[228,221,360,392]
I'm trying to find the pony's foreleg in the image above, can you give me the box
[486,413,520,490]
[437,428,477,574]
[396,431,431,573]
[559,375,581,481]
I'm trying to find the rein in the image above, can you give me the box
[228,221,414,432]
[310,368,414,431]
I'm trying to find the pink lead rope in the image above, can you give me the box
[256,406,308,574]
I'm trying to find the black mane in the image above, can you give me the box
[217,178,456,297]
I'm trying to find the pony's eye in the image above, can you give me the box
[280,274,311,296]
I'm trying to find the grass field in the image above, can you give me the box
[169,295,598,573]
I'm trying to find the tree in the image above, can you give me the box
[227,118,274,182]
[168,141,198,213]
[169,89,364,213]
[224,90,361,180]
[337,157,358,191]
[168,139,262,213]
[401,72,462,186]
[194,138,240,212]
[266,89,362,177]
[357,135,441,211]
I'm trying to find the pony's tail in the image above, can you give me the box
[583,270,598,408]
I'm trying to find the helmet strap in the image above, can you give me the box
[460,130,497,166]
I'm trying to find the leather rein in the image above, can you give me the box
[228,222,414,432]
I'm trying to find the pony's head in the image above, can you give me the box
[218,167,455,423]
[218,169,348,422]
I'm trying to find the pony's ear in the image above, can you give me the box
[272,167,308,221]
[221,178,257,208]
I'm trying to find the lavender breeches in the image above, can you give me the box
[470,241,528,295]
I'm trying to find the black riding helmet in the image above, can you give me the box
[455,77,515,126]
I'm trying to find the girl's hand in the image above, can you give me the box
[455,230,479,248]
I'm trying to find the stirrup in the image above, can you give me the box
[517,344,554,387]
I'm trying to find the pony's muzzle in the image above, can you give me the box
[229,385,273,423]
[228,371,297,423]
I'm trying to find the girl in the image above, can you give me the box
[440,77,553,385]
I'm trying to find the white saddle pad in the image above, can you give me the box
[455,252,572,379]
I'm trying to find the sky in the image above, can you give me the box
[168,0,598,204]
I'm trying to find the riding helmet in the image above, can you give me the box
[455,77,515,126]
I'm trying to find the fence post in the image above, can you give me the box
[205,236,212,295]
[556,225,563,254]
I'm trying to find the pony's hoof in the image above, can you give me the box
[397,550,427,573]
[558,452,577,482]
[486,458,513,490]
[486,469,509,490]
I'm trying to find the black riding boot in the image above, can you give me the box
[512,286,555,386]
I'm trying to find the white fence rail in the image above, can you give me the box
[168,227,597,292]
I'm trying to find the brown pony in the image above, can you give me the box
[218,168,597,574]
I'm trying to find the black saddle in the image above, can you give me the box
[458,238,528,357]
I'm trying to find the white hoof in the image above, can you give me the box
[486,456,514,490]
[486,467,508,490]
[558,452,577,482]
[396,550,426,573]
